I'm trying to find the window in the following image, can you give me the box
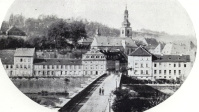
[6,65,8,69]
[20,65,23,68]
[86,56,89,58]
[52,65,54,69]
[154,64,157,67]
[146,64,148,67]
[141,70,143,74]
[174,70,176,75]
[154,70,157,74]
[20,59,23,62]
[16,65,18,68]
[179,70,181,75]
[164,76,166,78]
[146,70,148,74]
[141,63,143,68]
[135,70,138,74]
[169,70,171,75]
[43,65,45,69]
[10,65,13,68]
[184,64,186,67]
[91,56,94,58]
[179,63,181,67]
[174,64,176,67]
[159,70,161,74]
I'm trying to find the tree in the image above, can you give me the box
[47,19,70,49]
[0,21,9,34]
[69,20,87,45]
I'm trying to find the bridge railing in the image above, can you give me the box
[59,73,108,112]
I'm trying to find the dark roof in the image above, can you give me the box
[14,48,35,57]
[129,46,152,56]
[153,55,190,62]
[94,36,137,47]
[6,26,26,36]
[0,50,15,64]
[34,59,82,65]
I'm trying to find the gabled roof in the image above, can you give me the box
[129,46,152,56]
[14,48,35,57]
[34,59,82,65]
[153,55,190,62]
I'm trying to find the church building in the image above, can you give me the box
[90,6,137,55]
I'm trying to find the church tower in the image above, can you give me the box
[120,5,132,37]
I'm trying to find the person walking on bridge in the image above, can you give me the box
[99,87,102,95]
[101,87,104,95]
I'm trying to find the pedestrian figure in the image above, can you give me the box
[99,87,101,95]
[102,87,104,95]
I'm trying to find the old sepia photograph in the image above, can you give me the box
[0,0,197,112]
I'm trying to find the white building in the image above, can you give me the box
[14,48,35,76]
[128,46,191,81]
[128,46,153,80]
[82,49,107,76]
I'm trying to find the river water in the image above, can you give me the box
[11,77,90,109]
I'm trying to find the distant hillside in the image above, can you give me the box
[0,14,196,48]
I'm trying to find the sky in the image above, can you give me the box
[4,0,195,36]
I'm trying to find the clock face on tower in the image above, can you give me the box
[0,0,196,112]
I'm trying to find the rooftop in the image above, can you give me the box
[93,36,137,47]
[153,55,190,62]
[129,46,152,56]
[14,48,35,57]
[34,59,82,65]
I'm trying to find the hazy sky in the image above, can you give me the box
[4,0,195,36]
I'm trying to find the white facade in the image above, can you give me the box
[82,49,107,76]
[152,62,191,80]
[14,57,34,76]
[34,64,83,77]
[128,56,153,80]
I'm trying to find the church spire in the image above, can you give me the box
[123,5,130,27]
[120,5,132,38]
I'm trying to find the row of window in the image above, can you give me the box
[16,58,31,63]
[83,61,106,64]
[154,70,181,75]
[135,63,149,68]
[135,70,149,75]
[34,71,82,75]
[16,64,31,69]
[154,63,187,68]
[85,55,105,59]
[84,65,104,70]
[34,65,81,69]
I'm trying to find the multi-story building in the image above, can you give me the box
[1,48,107,77]
[14,48,35,77]
[82,49,107,76]
[33,59,83,77]
[128,46,191,81]
[128,47,153,80]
